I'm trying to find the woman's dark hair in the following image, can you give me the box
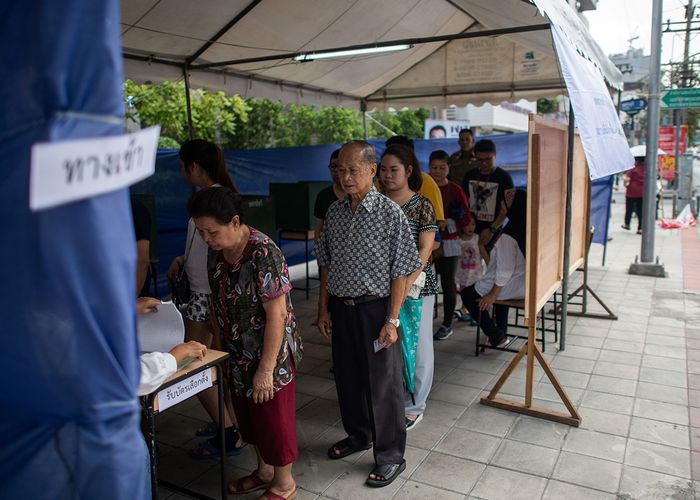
[179,139,239,193]
[381,144,423,191]
[187,186,244,225]
[429,150,450,163]
[385,135,414,151]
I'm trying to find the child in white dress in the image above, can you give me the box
[454,213,484,324]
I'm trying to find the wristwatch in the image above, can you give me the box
[385,317,400,328]
[489,226,499,234]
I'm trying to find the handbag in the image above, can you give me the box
[407,271,426,299]
[170,228,196,308]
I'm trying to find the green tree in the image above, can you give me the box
[316,107,364,144]
[537,98,558,114]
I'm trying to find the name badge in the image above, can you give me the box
[156,368,213,412]
[30,126,160,211]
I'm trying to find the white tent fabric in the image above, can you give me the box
[120,0,623,109]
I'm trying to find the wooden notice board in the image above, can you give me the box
[481,115,582,427]
[524,115,568,324]
[567,134,590,276]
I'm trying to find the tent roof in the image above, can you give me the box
[121,0,622,108]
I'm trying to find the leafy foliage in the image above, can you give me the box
[124,80,429,149]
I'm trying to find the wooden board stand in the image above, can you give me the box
[480,116,582,427]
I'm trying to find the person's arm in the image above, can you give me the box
[252,294,288,404]
[313,217,324,242]
[317,266,332,339]
[138,341,206,396]
[378,276,408,347]
[479,236,517,309]
[135,239,150,295]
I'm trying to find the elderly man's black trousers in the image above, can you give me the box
[329,296,406,466]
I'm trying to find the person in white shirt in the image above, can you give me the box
[136,297,207,396]
[460,190,526,348]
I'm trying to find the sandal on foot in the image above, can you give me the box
[228,471,270,494]
[194,421,217,437]
[258,488,297,500]
[366,460,406,488]
[189,439,243,459]
[327,438,371,460]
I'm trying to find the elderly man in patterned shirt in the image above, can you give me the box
[315,140,422,488]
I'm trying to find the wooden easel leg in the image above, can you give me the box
[485,342,527,400]
[525,323,535,406]
[532,343,581,421]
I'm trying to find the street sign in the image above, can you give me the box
[660,88,700,109]
[620,98,647,116]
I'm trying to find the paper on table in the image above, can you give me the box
[137,301,185,353]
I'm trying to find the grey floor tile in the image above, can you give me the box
[541,480,615,500]
[566,334,605,348]
[454,402,518,437]
[556,345,600,360]
[628,417,690,450]
[633,399,690,426]
[602,338,645,354]
[546,369,590,389]
[562,428,626,462]
[394,481,466,500]
[410,452,485,494]
[471,466,547,500]
[550,355,596,374]
[586,374,637,397]
[296,398,342,426]
[638,367,688,389]
[581,390,634,415]
[459,357,506,375]
[592,361,640,380]
[643,344,686,360]
[646,334,686,347]
[636,381,688,405]
[618,465,696,500]
[429,382,482,407]
[552,452,622,493]
[448,368,496,390]
[596,349,642,367]
[624,438,691,478]
[579,408,631,437]
[491,439,559,476]
[435,428,501,463]
[295,374,337,398]
[607,329,647,342]
[291,450,352,494]
[406,421,451,451]
[642,354,688,373]
[422,400,468,428]
[506,415,569,450]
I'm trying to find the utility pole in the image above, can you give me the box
[673,0,694,192]
[630,0,666,277]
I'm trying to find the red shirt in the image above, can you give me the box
[626,162,645,199]
[438,181,470,239]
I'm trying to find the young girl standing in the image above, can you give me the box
[454,212,483,324]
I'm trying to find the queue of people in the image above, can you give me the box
[135,133,526,496]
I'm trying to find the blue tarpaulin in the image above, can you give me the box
[0,1,147,498]
[133,132,611,296]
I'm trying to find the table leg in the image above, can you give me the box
[145,403,159,500]
[218,366,226,500]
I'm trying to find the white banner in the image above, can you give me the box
[549,26,633,179]
[30,126,160,211]
[156,368,213,412]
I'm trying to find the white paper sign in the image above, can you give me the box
[30,126,160,211]
[156,368,213,412]
[137,301,185,353]
[549,26,633,179]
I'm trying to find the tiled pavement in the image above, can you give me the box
[156,193,700,499]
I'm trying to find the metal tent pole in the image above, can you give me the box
[630,0,666,277]
[560,102,575,351]
[183,64,194,140]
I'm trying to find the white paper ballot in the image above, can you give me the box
[137,301,185,353]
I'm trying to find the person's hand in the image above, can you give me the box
[167,256,184,281]
[136,297,160,315]
[478,229,493,248]
[478,291,497,311]
[378,322,398,347]
[317,309,332,339]
[169,340,207,364]
[252,367,275,404]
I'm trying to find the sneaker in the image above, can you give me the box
[433,325,453,340]
[621,224,630,230]
[495,337,512,349]
[405,413,423,431]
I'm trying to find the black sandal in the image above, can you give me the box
[366,460,406,488]
[327,438,371,460]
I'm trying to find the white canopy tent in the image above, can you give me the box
[120,0,623,109]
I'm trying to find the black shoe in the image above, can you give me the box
[366,460,406,488]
